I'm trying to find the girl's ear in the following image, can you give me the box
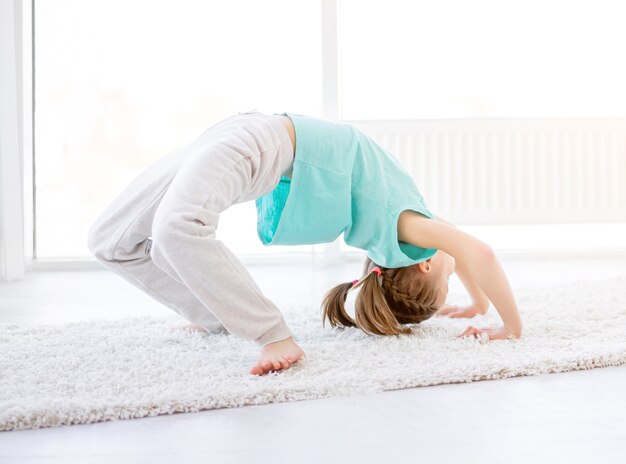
[417,260,432,273]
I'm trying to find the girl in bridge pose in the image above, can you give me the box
[88,110,523,376]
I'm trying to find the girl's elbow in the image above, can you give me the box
[469,242,495,263]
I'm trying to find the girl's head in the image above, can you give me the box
[321,250,455,336]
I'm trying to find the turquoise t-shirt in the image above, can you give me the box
[255,112,438,268]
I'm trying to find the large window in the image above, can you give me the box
[35,0,322,259]
[335,0,626,254]
[338,0,626,120]
[34,0,626,260]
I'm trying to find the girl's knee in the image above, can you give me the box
[87,218,113,262]
[88,215,151,263]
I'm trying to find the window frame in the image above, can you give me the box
[1,0,33,280]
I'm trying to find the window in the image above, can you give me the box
[338,0,626,120]
[33,0,625,261]
[35,0,322,259]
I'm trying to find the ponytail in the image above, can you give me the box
[321,259,413,336]
[321,281,357,329]
[353,269,412,336]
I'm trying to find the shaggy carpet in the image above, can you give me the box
[1,276,625,431]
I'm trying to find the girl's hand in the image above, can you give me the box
[436,303,485,318]
[456,325,518,341]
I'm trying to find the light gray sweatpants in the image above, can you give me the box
[87,111,295,347]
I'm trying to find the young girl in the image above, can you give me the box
[87,110,523,377]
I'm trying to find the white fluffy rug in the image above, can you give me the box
[2,276,626,432]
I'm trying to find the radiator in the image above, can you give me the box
[347,118,626,225]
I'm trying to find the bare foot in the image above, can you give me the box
[249,336,305,376]
[174,323,207,333]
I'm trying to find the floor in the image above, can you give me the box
[1,254,626,464]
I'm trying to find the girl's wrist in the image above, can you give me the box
[503,324,522,339]
[471,301,489,314]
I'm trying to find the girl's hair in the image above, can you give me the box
[321,256,443,336]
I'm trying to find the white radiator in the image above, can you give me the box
[347,118,626,225]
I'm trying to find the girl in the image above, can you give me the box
[87,110,523,377]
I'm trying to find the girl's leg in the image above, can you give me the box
[87,112,295,347]
[87,142,227,332]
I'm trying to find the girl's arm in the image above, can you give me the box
[433,215,490,317]
[398,211,523,339]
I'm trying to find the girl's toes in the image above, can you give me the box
[272,361,282,371]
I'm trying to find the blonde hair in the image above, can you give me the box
[321,256,443,336]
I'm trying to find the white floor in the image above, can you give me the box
[1,255,626,464]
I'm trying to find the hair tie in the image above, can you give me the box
[351,267,382,287]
